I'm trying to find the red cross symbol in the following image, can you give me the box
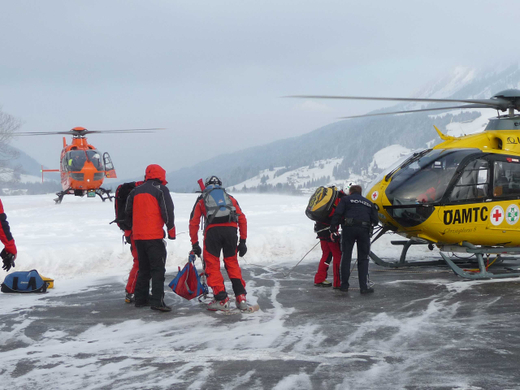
[492,209,502,222]
[372,192,377,200]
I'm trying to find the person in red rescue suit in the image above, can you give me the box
[189,176,248,311]
[125,164,176,312]
[314,189,345,288]
[124,181,144,304]
[0,199,17,272]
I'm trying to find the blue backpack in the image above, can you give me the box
[1,270,48,293]
[169,252,208,300]
[202,185,238,227]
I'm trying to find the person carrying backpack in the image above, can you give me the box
[313,188,345,288]
[125,164,176,312]
[113,180,144,304]
[189,176,248,311]
[0,199,17,272]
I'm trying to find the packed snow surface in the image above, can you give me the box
[2,193,520,389]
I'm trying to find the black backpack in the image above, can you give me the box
[113,181,140,231]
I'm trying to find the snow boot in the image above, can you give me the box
[236,294,248,310]
[314,280,332,287]
[125,293,135,303]
[151,303,172,312]
[207,297,230,311]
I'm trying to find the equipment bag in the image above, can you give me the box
[112,181,143,230]
[1,270,48,293]
[305,186,339,222]
[202,184,238,227]
[169,252,208,300]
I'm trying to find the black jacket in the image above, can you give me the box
[330,193,378,232]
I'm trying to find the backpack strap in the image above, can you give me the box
[12,277,18,291]
[28,277,37,291]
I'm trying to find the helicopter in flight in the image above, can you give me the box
[16,126,162,204]
[293,89,520,280]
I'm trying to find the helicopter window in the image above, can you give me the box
[86,150,104,171]
[64,151,87,171]
[493,160,520,198]
[449,159,489,202]
[386,149,478,205]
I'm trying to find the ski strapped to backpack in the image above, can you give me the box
[169,252,208,300]
[202,184,238,227]
[1,269,48,293]
[305,186,340,222]
[112,181,143,230]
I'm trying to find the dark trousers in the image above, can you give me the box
[134,239,167,306]
[203,226,246,300]
[340,226,370,291]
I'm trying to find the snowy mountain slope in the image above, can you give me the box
[166,63,520,193]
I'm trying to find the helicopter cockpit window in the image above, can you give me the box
[449,159,489,202]
[64,151,87,171]
[493,160,520,198]
[386,149,478,205]
[86,150,104,171]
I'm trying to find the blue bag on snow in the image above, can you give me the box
[1,269,48,293]
[169,252,208,300]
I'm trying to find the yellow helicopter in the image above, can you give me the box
[293,89,520,279]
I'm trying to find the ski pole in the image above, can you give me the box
[283,241,320,278]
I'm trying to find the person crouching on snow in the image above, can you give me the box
[189,176,248,311]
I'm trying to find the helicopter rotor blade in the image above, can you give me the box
[14,128,166,136]
[287,95,510,110]
[85,128,166,134]
[15,131,76,136]
[338,104,493,119]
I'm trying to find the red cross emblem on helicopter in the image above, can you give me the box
[490,205,504,226]
[371,191,379,201]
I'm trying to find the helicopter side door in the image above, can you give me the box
[487,156,520,233]
[103,152,117,179]
[436,156,491,243]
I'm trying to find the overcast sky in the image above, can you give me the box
[1,0,519,180]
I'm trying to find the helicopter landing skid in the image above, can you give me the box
[95,188,113,202]
[439,242,520,280]
[53,188,113,203]
[369,239,446,268]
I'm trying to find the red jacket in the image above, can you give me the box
[125,165,175,240]
[189,194,247,244]
[0,199,16,255]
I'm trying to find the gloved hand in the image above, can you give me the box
[330,231,340,243]
[124,230,132,244]
[238,239,247,257]
[192,242,202,257]
[168,227,176,240]
[1,249,16,272]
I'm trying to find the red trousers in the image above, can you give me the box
[314,240,341,288]
[125,235,139,294]
[204,226,246,300]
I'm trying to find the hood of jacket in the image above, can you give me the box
[145,164,167,185]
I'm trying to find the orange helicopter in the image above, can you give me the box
[16,126,162,203]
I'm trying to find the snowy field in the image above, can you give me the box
[2,193,520,390]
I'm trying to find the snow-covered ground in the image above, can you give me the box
[0,192,416,283]
[3,193,520,389]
